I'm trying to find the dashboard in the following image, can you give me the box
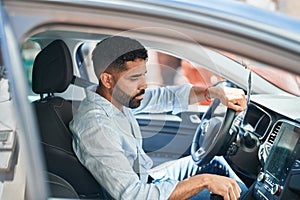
[242,103,272,139]
[253,120,300,200]
[226,94,300,200]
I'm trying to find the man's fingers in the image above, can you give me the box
[224,180,241,200]
[207,175,243,200]
[232,181,241,200]
[227,94,247,112]
[228,102,244,112]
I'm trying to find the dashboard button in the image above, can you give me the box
[271,184,281,196]
[257,172,266,182]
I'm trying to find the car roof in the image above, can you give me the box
[157,0,300,33]
[6,0,299,75]
[49,0,300,35]
[11,0,300,34]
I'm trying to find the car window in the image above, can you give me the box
[75,41,226,104]
[21,40,41,101]
[75,41,98,84]
[147,50,225,88]
[146,50,227,106]
[73,37,298,107]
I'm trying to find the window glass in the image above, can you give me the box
[218,50,300,96]
[75,42,98,83]
[21,40,41,101]
[147,50,225,105]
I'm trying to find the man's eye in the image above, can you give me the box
[130,77,139,81]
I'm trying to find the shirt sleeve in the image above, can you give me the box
[133,84,192,115]
[71,113,179,200]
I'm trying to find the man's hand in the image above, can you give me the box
[209,86,246,112]
[168,173,242,200]
[203,174,242,200]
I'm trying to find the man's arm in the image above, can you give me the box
[169,174,241,200]
[189,85,246,112]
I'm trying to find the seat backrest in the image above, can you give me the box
[32,40,106,199]
[47,172,79,199]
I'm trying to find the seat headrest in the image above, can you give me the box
[32,40,73,94]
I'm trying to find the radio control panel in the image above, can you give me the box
[253,121,300,200]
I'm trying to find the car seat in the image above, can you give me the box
[32,39,109,199]
[47,172,79,199]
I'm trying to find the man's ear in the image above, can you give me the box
[100,72,114,89]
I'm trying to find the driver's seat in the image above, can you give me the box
[32,39,109,199]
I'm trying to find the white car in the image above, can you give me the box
[0,0,299,199]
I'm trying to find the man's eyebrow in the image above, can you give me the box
[129,70,147,78]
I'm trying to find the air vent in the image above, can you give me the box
[259,122,283,164]
[267,122,282,145]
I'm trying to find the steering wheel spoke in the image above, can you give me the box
[191,98,237,166]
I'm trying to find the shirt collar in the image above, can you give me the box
[85,85,123,117]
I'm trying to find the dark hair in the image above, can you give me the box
[92,36,148,78]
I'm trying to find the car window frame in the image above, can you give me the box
[0,5,48,200]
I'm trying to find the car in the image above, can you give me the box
[0,0,300,199]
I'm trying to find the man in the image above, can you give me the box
[70,36,247,200]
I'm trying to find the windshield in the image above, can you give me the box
[218,51,300,96]
[248,65,300,96]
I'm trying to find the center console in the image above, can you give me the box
[253,120,300,200]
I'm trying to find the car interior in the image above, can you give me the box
[29,37,203,199]
[2,0,300,199]
[25,34,300,200]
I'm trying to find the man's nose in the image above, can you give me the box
[138,76,147,90]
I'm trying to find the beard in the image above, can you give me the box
[112,85,145,109]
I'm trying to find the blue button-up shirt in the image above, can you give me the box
[70,84,192,200]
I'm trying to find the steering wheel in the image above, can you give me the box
[191,98,237,166]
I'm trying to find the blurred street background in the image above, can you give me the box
[239,0,300,19]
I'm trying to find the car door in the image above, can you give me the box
[137,109,204,166]
[0,5,47,200]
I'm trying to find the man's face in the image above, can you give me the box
[112,58,147,109]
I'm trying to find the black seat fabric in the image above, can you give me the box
[47,172,79,199]
[32,40,106,199]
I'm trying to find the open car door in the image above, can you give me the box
[0,4,47,200]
